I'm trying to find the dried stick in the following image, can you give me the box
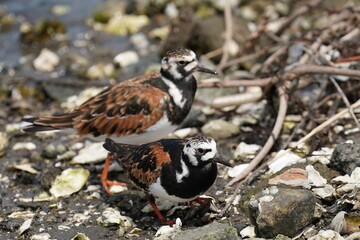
[303,41,360,129]
[226,62,360,186]
[218,0,233,70]
[261,45,289,73]
[198,77,273,88]
[287,65,360,79]
[198,65,360,88]
[211,89,262,108]
[275,0,323,36]
[222,46,279,68]
[281,114,308,149]
[218,179,245,218]
[202,48,223,59]
[226,82,289,187]
[296,99,360,146]
[328,77,360,129]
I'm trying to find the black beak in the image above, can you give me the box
[215,155,233,167]
[196,64,218,75]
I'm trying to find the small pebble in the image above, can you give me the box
[33,48,60,72]
[13,142,36,151]
[30,233,51,240]
[114,51,139,68]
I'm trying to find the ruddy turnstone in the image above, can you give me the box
[103,136,232,225]
[23,48,217,193]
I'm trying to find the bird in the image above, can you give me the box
[102,135,232,225]
[23,48,217,194]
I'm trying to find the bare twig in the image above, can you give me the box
[218,179,245,218]
[275,0,323,36]
[202,48,223,59]
[198,77,274,88]
[296,99,360,146]
[300,20,349,64]
[217,0,233,70]
[261,45,289,73]
[199,64,360,88]
[303,42,360,129]
[313,93,339,109]
[222,47,278,68]
[328,76,360,128]
[211,87,262,108]
[334,55,360,64]
[281,113,308,149]
[226,82,289,187]
[288,65,360,78]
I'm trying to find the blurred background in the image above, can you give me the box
[1,0,360,239]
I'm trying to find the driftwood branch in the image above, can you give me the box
[199,65,360,89]
[226,82,289,186]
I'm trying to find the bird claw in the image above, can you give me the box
[99,153,126,195]
[99,178,127,195]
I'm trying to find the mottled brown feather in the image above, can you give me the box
[75,76,169,136]
[30,72,170,137]
[123,143,171,189]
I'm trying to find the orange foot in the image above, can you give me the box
[100,153,127,194]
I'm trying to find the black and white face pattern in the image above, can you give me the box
[161,48,199,80]
[183,136,218,167]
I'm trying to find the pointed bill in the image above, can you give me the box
[215,155,233,167]
[196,64,218,75]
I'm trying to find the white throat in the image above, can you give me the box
[161,76,186,108]
[175,158,190,183]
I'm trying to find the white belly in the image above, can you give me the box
[89,115,178,145]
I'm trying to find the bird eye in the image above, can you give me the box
[198,148,204,154]
[177,61,186,66]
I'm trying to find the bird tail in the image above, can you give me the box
[103,138,134,166]
[103,138,132,155]
[22,112,81,132]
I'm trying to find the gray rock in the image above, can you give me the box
[347,232,360,240]
[247,187,316,238]
[201,119,240,140]
[160,7,195,55]
[188,16,223,55]
[173,222,239,240]
[33,48,60,72]
[330,141,360,175]
[42,143,68,159]
[43,79,83,102]
[188,15,248,57]
[274,234,292,240]
[308,230,344,240]
[179,105,206,128]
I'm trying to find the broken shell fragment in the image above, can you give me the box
[49,168,90,197]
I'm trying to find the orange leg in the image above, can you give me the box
[149,196,174,226]
[188,196,213,207]
[100,153,127,194]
